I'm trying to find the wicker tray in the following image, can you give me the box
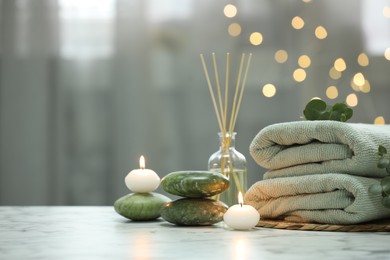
[257,219,390,232]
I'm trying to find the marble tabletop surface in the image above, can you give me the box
[1,206,390,260]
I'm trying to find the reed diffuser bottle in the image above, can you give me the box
[208,132,247,206]
[200,52,252,206]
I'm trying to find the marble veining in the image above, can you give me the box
[1,206,390,260]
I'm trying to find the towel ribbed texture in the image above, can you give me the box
[245,121,390,224]
[250,121,390,179]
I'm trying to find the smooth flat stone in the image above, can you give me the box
[161,171,229,198]
[114,192,171,221]
[161,198,228,226]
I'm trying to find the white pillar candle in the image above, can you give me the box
[223,192,260,230]
[125,156,160,193]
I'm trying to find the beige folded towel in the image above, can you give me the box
[244,173,390,224]
[250,121,390,179]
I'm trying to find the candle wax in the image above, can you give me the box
[125,168,160,193]
[223,204,260,230]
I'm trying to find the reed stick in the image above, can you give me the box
[231,53,253,132]
[228,53,245,135]
[224,53,230,136]
[212,53,225,133]
[200,54,223,132]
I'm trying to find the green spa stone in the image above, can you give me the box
[114,192,171,221]
[160,171,229,198]
[161,198,228,226]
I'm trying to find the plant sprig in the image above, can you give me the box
[303,99,353,122]
[369,145,390,208]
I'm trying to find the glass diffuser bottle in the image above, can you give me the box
[208,132,247,207]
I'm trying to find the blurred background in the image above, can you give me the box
[0,0,389,205]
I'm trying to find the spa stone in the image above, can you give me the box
[161,171,229,198]
[161,198,228,226]
[114,192,171,221]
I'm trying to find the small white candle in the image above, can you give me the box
[223,192,260,230]
[125,156,160,193]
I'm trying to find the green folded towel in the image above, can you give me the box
[250,121,390,179]
[244,173,390,224]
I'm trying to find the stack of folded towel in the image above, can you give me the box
[244,121,390,224]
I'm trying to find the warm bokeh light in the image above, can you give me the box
[275,50,288,63]
[228,23,241,37]
[384,6,390,18]
[291,16,304,30]
[315,26,328,39]
[293,68,306,82]
[326,86,338,99]
[346,93,358,107]
[359,80,371,93]
[385,48,390,61]
[249,32,263,45]
[302,0,312,3]
[350,79,360,92]
[353,72,365,87]
[334,58,347,72]
[262,83,276,97]
[329,67,342,80]
[374,116,385,125]
[298,55,311,68]
[357,53,369,67]
[224,4,237,18]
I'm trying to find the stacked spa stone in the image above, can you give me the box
[114,180,171,221]
[160,171,229,226]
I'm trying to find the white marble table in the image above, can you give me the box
[1,207,390,260]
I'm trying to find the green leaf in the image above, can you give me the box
[377,158,390,169]
[368,184,383,194]
[381,176,390,195]
[344,108,353,121]
[382,196,390,208]
[303,100,353,122]
[303,99,327,120]
[378,145,388,156]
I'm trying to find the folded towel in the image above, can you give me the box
[244,173,390,224]
[250,121,390,179]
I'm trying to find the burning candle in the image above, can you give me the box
[125,156,160,193]
[223,192,260,230]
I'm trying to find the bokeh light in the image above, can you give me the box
[359,80,371,93]
[293,68,306,82]
[326,86,338,99]
[315,26,328,39]
[353,72,365,87]
[374,116,385,125]
[262,84,276,97]
[384,6,390,18]
[291,16,305,30]
[385,48,390,61]
[249,32,263,45]
[228,23,241,37]
[334,58,347,72]
[275,50,288,63]
[329,67,342,80]
[357,53,369,67]
[224,4,237,18]
[346,93,358,107]
[350,79,360,92]
[298,55,311,68]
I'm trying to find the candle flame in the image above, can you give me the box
[238,191,243,207]
[139,155,145,169]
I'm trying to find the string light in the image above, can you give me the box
[346,93,358,107]
[374,116,385,125]
[298,55,311,68]
[224,4,237,18]
[249,32,263,45]
[262,84,276,97]
[275,50,288,63]
[291,16,305,30]
[326,86,338,99]
[315,26,328,39]
[293,68,306,82]
[357,53,369,67]
[334,58,347,72]
[228,23,241,37]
